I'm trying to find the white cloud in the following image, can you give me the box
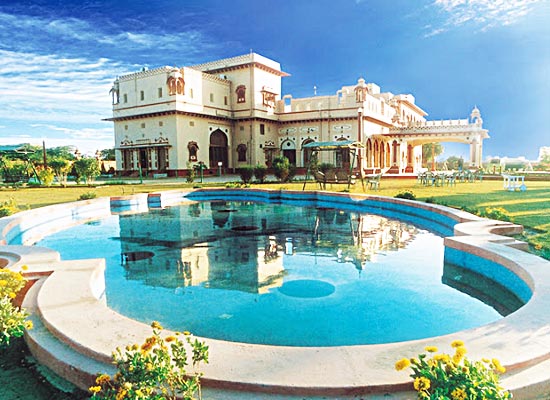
[427,0,542,36]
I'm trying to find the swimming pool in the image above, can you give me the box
[35,196,517,346]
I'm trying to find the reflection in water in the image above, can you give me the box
[442,263,525,316]
[118,201,418,294]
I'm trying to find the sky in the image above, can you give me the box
[0,0,548,160]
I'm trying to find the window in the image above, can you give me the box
[210,93,214,102]
[236,85,246,103]
[123,94,128,103]
[158,88,162,98]
[189,121,195,127]
[159,121,163,127]
[124,125,128,130]
[224,96,228,106]
[239,126,244,132]
[188,141,199,162]
[260,124,265,135]
[237,144,247,162]
[141,123,145,128]
[189,88,193,98]
[140,91,145,101]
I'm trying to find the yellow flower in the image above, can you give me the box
[395,358,411,371]
[413,377,431,391]
[0,280,6,286]
[451,387,467,400]
[151,321,163,330]
[95,374,110,385]
[165,335,176,342]
[492,358,506,374]
[21,265,29,271]
[116,388,127,400]
[183,330,191,336]
[8,292,16,299]
[424,346,438,353]
[433,354,450,364]
[89,385,102,394]
[452,346,467,364]
[25,320,33,330]
[451,340,464,348]
[123,382,132,390]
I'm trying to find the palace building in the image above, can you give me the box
[107,53,488,176]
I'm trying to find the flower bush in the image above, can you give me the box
[395,341,511,400]
[0,267,32,347]
[90,321,209,400]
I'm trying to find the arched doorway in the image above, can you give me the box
[209,129,228,169]
[281,139,296,165]
[302,139,315,167]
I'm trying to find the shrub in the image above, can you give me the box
[395,190,416,201]
[238,165,255,184]
[395,341,511,400]
[0,198,19,217]
[424,197,437,204]
[254,164,268,183]
[318,163,334,174]
[89,322,208,400]
[79,191,97,201]
[0,267,32,348]
[273,156,291,182]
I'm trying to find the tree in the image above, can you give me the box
[422,143,444,168]
[445,156,463,170]
[99,148,115,161]
[47,146,77,161]
[49,157,72,186]
[74,158,100,185]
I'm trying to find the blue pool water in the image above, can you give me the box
[36,199,509,346]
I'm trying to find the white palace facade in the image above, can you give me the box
[108,53,488,176]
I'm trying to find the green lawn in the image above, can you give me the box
[2,177,550,258]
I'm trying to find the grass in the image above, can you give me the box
[1,177,550,258]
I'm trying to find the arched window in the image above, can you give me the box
[237,144,247,162]
[236,85,246,103]
[167,77,184,95]
[188,141,199,161]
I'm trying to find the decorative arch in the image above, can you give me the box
[209,130,228,168]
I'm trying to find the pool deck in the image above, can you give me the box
[2,189,550,398]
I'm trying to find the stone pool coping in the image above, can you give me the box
[2,188,550,397]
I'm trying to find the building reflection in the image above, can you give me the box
[117,201,418,293]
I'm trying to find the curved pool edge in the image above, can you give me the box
[2,188,550,398]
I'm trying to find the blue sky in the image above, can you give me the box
[0,0,548,159]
